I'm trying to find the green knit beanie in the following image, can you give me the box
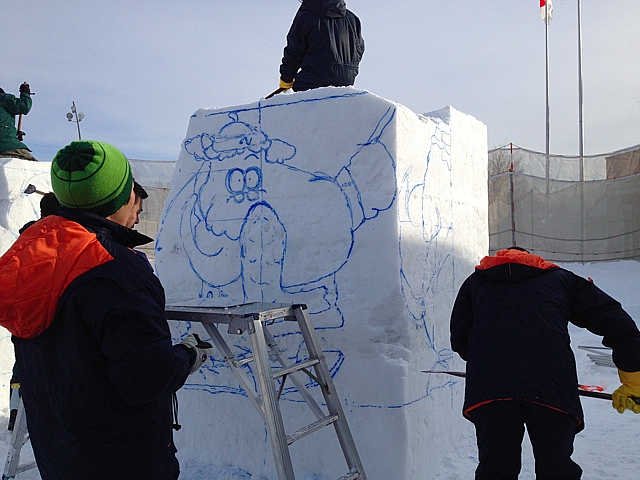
[51,140,133,217]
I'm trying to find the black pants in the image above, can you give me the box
[470,399,582,480]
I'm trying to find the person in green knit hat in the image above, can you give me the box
[0,140,213,480]
[0,82,37,161]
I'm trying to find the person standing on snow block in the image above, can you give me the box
[0,140,213,480]
[0,82,37,161]
[450,247,640,480]
[277,0,365,93]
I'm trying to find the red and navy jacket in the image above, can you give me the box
[450,249,640,431]
[0,210,192,480]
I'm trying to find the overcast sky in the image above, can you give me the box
[3,0,639,161]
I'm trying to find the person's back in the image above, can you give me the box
[279,0,365,92]
[1,140,211,479]
[450,248,640,479]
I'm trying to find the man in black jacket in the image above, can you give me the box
[450,247,640,480]
[0,140,213,480]
[277,0,365,93]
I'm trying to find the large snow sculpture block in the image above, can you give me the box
[0,158,51,255]
[156,88,488,479]
[0,158,52,415]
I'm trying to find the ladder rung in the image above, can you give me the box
[337,469,361,480]
[14,461,37,475]
[272,358,319,379]
[232,345,282,367]
[286,414,339,445]
[232,356,254,367]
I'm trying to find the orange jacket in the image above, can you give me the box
[0,215,113,338]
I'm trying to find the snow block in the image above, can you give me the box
[155,87,488,479]
[0,158,52,415]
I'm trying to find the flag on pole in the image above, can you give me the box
[540,0,553,25]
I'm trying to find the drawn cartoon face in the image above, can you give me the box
[198,155,265,238]
[226,165,263,204]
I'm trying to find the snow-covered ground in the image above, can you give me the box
[2,260,639,479]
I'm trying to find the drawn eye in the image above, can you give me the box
[245,166,262,190]
[226,168,245,194]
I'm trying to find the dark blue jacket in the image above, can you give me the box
[450,250,640,431]
[10,210,192,479]
[280,0,364,91]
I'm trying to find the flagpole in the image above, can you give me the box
[577,0,585,262]
[577,0,584,176]
[545,1,550,188]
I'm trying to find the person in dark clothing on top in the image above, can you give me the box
[277,0,364,93]
[0,140,213,480]
[0,82,37,161]
[450,247,640,480]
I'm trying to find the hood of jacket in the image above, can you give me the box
[475,248,559,282]
[0,211,153,339]
[301,0,346,18]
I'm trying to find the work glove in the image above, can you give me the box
[612,370,640,414]
[179,334,214,374]
[279,78,294,91]
[19,82,30,95]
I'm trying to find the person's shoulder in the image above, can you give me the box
[19,220,37,235]
[345,9,361,21]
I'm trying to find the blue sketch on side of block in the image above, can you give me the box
[156,92,397,402]
[397,119,458,407]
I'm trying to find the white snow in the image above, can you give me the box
[0,260,637,479]
[154,87,487,479]
[0,90,638,479]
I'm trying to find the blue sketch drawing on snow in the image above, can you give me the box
[158,99,396,321]
[179,113,296,303]
[397,119,458,407]
[156,93,397,402]
[157,93,458,412]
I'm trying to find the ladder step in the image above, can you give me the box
[232,356,254,367]
[232,346,282,368]
[336,469,361,480]
[272,358,319,380]
[286,414,339,445]
[13,461,37,475]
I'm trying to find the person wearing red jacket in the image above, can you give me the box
[450,247,640,480]
[0,140,213,480]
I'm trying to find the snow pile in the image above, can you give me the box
[155,87,488,479]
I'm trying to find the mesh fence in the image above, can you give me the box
[134,186,171,264]
[130,148,640,265]
[129,159,175,265]
[489,144,640,262]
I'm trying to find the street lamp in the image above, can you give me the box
[66,101,85,140]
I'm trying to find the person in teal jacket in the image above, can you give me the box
[0,82,37,161]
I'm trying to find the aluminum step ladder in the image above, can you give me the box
[3,398,37,479]
[165,302,366,480]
